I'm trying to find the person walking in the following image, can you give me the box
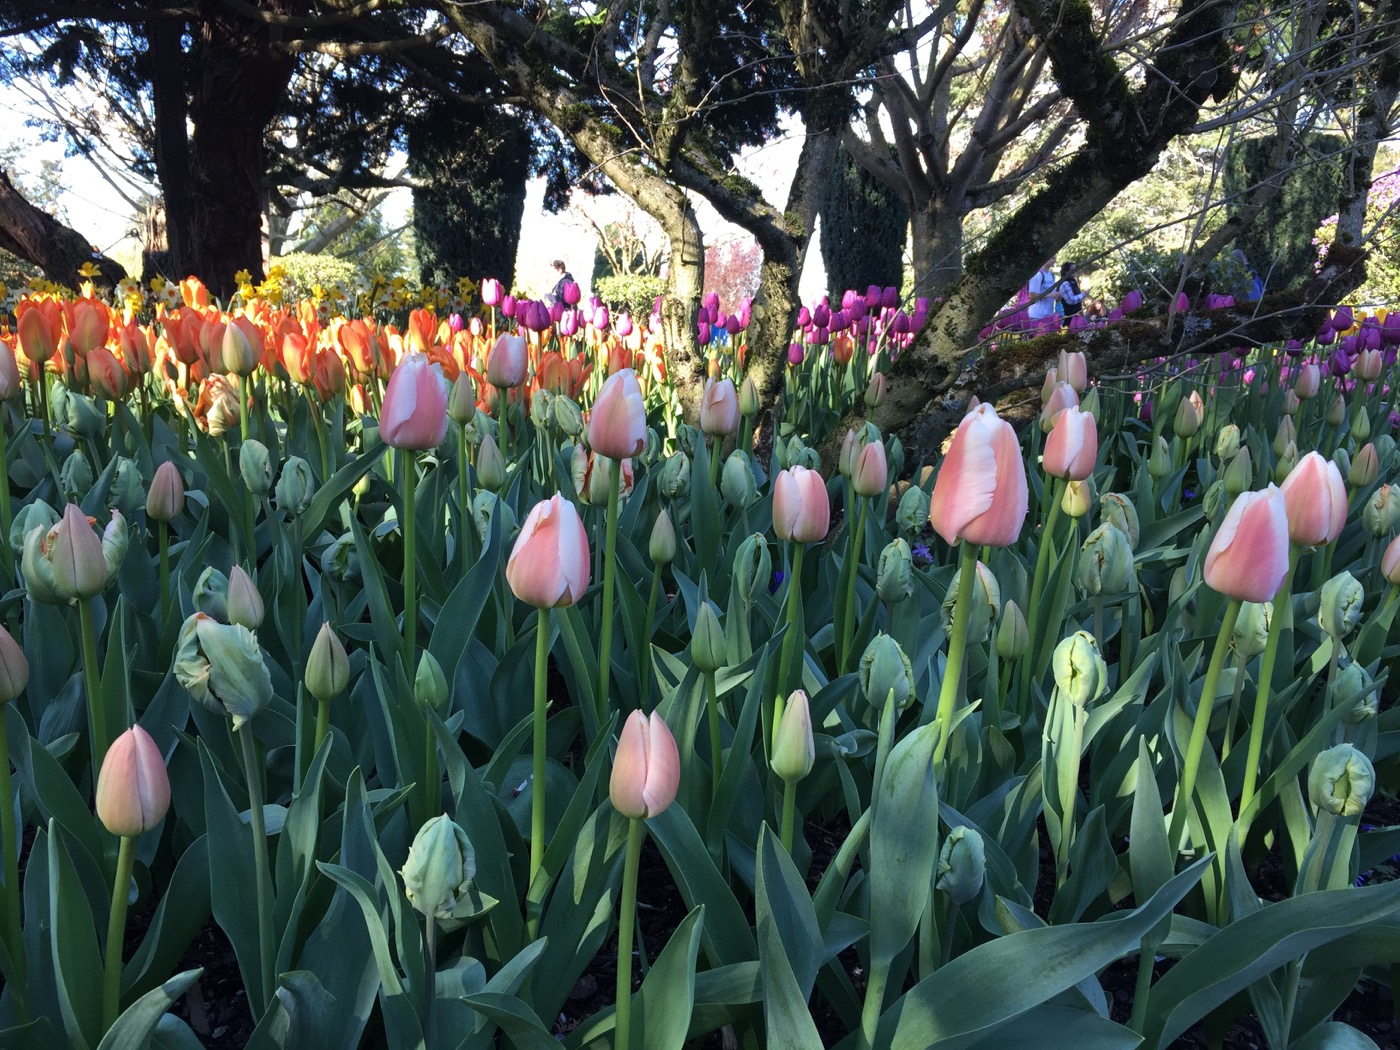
[1028,259,1059,325]
[1057,262,1085,324]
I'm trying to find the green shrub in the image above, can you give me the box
[593,273,665,317]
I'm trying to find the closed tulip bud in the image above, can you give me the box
[1351,405,1372,443]
[174,612,273,730]
[773,465,831,543]
[1215,424,1241,460]
[35,503,114,603]
[942,561,1000,644]
[864,371,888,408]
[486,333,528,389]
[320,533,360,583]
[1232,600,1272,658]
[239,440,272,497]
[739,375,761,416]
[1062,478,1093,518]
[1319,571,1364,641]
[721,450,758,509]
[1281,452,1345,548]
[95,726,170,838]
[1206,485,1291,601]
[1272,440,1298,485]
[936,826,986,905]
[1294,364,1321,400]
[931,403,1028,547]
[1058,349,1088,393]
[733,533,772,604]
[226,566,264,629]
[1223,446,1253,497]
[690,603,728,673]
[876,538,913,604]
[1363,484,1400,537]
[1052,631,1108,706]
[1148,436,1173,479]
[1079,386,1101,421]
[589,368,647,460]
[306,622,350,703]
[1043,406,1097,480]
[109,458,145,520]
[1173,396,1201,438]
[471,489,515,545]
[400,814,477,923]
[1382,533,1400,583]
[700,377,740,436]
[476,434,507,492]
[1355,348,1383,381]
[859,633,914,710]
[507,494,590,607]
[1076,523,1134,597]
[851,438,888,498]
[649,509,677,566]
[1099,492,1140,549]
[147,461,186,523]
[1349,443,1378,487]
[382,354,451,451]
[275,457,316,516]
[192,567,229,620]
[59,451,93,502]
[415,651,448,712]
[1327,393,1346,426]
[448,372,477,427]
[221,318,260,376]
[838,428,859,479]
[1282,389,1301,416]
[896,485,930,535]
[996,600,1028,661]
[789,442,821,470]
[609,710,681,819]
[1040,367,1058,402]
[1336,661,1378,724]
[659,452,691,500]
[1204,479,1230,523]
[0,625,29,702]
[529,388,555,430]
[1040,382,1080,431]
[1308,743,1374,817]
[553,395,584,437]
[771,690,815,784]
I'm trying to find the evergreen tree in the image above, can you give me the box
[820,143,908,294]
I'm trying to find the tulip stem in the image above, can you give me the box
[934,542,979,768]
[238,726,275,1014]
[1022,479,1064,712]
[401,450,418,670]
[779,779,797,854]
[708,437,722,489]
[423,918,437,1050]
[838,496,868,676]
[497,387,510,462]
[777,543,806,696]
[102,833,137,1029]
[638,567,662,712]
[1238,548,1299,824]
[530,606,552,921]
[310,404,330,483]
[457,424,471,573]
[313,695,332,759]
[0,709,25,1015]
[0,417,11,585]
[596,462,622,726]
[1167,598,1243,854]
[705,670,722,800]
[615,816,645,1050]
[1221,648,1248,761]
[158,520,171,625]
[79,597,110,772]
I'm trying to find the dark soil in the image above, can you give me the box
[168,921,256,1048]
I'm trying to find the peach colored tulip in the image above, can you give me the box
[507,494,591,608]
[380,353,450,451]
[147,462,186,523]
[180,277,210,309]
[588,368,647,460]
[96,725,171,837]
[851,439,888,498]
[1043,405,1098,480]
[1281,452,1347,546]
[0,342,22,401]
[700,377,740,436]
[609,710,681,819]
[0,624,28,703]
[221,316,261,376]
[69,298,110,356]
[1382,534,1400,585]
[1204,485,1290,602]
[773,465,831,543]
[1355,348,1383,381]
[87,347,128,400]
[1057,350,1088,393]
[16,301,58,364]
[1294,364,1321,399]
[930,403,1028,547]
[1039,381,1079,429]
[486,333,528,388]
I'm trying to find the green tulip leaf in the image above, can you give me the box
[95,969,202,1050]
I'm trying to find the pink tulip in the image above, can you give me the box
[772,465,831,543]
[486,333,528,389]
[931,404,1028,547]
[480,278,504,307]
[1382,534,1400,585]
[609,710,680,819]
[50,502,110,600]
[506,494,590,608]
[1294,364,1321,399]
[147,461,185,523]
[1355,349,1383,381]
[0,343,20,401]
[96,725,171,837]
[699,378,739,436]
[1204,486,1290,601]
[588,368,647,460]
[1057,350,1088,392]
[851,439,888,498]
[380,353,449,450]
[1039,382,1080,429]
[1281,452,1348,546]
[1043,406,1098,480]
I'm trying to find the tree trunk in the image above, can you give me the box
[659,206,706,414]
[910,202,965,299]
[0,169,125,288]
[184,10,296,298]
[147,15,192,278]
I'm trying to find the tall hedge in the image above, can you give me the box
[820,143,908,295]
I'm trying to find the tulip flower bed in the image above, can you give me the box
[0,274,1398,1050]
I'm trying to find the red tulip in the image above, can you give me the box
[773,465,830,543]
[506,493,590,608]
[930,403,1028,547]
[588,368,647,460]
[96,725,171,837]
[1281,452,1347,546]
[381,353,449,450]
[609,710,680,819]
[1204,485,1290,601]
[1043,406,1098,480]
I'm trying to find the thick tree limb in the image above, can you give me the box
[0,168,126,288]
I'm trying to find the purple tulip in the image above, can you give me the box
[811,326,829,346]
[563,281,581,305]
[697,322,712,346]
[1316,325,1336,345]
[866,285,882,304]
[842,289,858,310]
[1122,290,1144,313]
[481,278,504,307]
[813,303,831,327]
[704,292,720,312]
[594,306,611,331]
[736,299,752,327]
[881,286,899,310]
[501,294,517,318]
[1107,308,1124,321]
[549,301,565,323]
[1175,293,1190,313]
[521,299,552,332]
[1329,347,1354,376]
[797,306,811,328]
[1333,306,1353,330]
[1361,323,1383,351]
[448,313,465,333]
[725,314,742,336]
[559,310,579,337]
[848,296,867,320]
[787,342,804,365]
[1068,314,1088,332]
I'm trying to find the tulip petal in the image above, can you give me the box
[929,409,998,545]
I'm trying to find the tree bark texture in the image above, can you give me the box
[0,169,126,288]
